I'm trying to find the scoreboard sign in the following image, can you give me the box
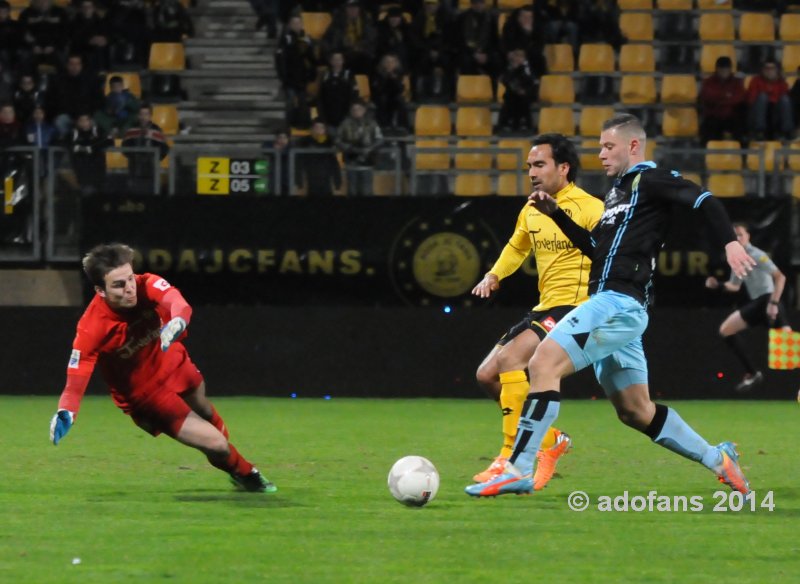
[197,157,270,195]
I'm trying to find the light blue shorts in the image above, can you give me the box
[548,290,649,395]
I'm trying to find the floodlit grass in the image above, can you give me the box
[2,396,799,583]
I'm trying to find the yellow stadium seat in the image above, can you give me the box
[620,75,657,104]
[456,75,494,103]
[782,45,800,76]
[160,138,174,170]
[578,43,615,73]
[697,0,732,8]
[414,139,450,170]
[498,0,530,8]
[301,12,332,40]
[656,0,692,9]
[786,142,800,171]
[792,176,800,199]
[579,106,614,137]
[619,45,655,72]
[700,45,737,74]
[662,107,698,137]
[739,12,776,42]
[454,139,492,169]
[779,14,800,41]
[496,82,505,103]
[497,139,530,171]
[660,75,698,104]
[705,140,742,171]
[414,105,451,136]
[106,139,128,170]
[537,107,575,135]
[707,173,745,197]
[538,75,575,104]
[455,107,492,136]
[619,13,654,42]
[497,173,530,196]
[104,72,142,98]
[454,173,492,196]
[746,141,782,172]
[544,44,574,73]
[698,14,735,41]
[148,42,186,71]
[579,139,602,171]
[619,0,652,8]
[355,74,370,100]
[152,105,179,135]
[681,172,703,186]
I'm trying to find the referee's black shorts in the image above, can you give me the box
[739,293,791,328]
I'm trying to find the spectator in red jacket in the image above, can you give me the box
[746,59,794,141]
[698,56,746,145]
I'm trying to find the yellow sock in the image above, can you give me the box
[498,370,529,459]
[539,426,559,450]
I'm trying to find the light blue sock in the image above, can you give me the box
[508,391,561,475]
[649,405,722,470]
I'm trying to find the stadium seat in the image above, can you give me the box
[455,107,492,136]
[707,173,745,197]
[454,139,492,169]
[620,75,657,104]
[355,74,370,100]
[456,75,494,103]
[498,0,530,8]
[661,107,698,137]
[656,0,691,8]
[152,105,179,135]
[697,0,732,8]
[414,139,450,170]
[779,13,800,41]
[496,139,530,171]
[148,42,186,71]
[705,140,742,171]
[700,45,737,74]
[414,105,451,136]
[619,0,652,8]
[619,45,655,72]
[497,173,529,197]
[782,45,800,76]
[660,75,698,104]
[538,75,575,104]
[301,12,332,40]
[579,139,602,171]
[544,44,574,73]
[537,107,575,135]
[454,173,492,196]
[787,142,800,171]
[104,72,142,97]
[619,13,654,42]
[579,106,614,137]
[106,139,128,170]
[681,172,703,186]
[698,14,735,41]
[739,12,776,42]
[578,44,615,73]
[746,141,782,172]
[792,176,800,199]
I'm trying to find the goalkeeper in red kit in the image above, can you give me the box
[49,243,276,493]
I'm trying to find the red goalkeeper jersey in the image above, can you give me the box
[59,273,193,414]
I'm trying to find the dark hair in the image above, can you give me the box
[601,113,644,135]
[531,133,580,183]
[109,75,124,85]
[82,243,135,288]
[732,222,750,233]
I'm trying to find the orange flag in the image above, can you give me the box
[768,329,800,370]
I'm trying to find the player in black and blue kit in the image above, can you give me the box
[467,114,756,498]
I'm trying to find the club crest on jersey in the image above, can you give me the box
[541,316,557,330]
[68,349,81,369]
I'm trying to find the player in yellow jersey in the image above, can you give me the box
[471,133,603,490]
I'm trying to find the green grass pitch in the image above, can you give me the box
[3,396,799,583]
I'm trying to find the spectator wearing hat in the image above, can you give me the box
[336,99,383,196]
[698,56,746,145]
[376,6,412,69]
[321,0,378,75]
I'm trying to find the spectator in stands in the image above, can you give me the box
[296,117,342,196]
[336,98,382,196]
[410,0,454,102]
[0,102,23,177]
[276,14,317,129]
[321,0,377,75]
[248,0,278,37]
[95,75,140,138]
[578,0,626,50]
[151,0,195,43]
[121,103,169,194]
[698,56,746,145]
[24,104,56,152]
[13,74,45,125]
[535,0,580,55]
[746,59,794,141]
[500,6,547,80]
[376,6,412,70]
[69,112,110,195]
[497,48,536,133]
[69,0,109,75]
[454,0,499,80]
[790,67,800,134]
[369,53,409,132]
[18,0,70,73]
[47,54,104,139]
[105,0,149,69]
[0,62,11,105]
[318,51,358,130]
[262,128,291,196]
[0,0,22,71]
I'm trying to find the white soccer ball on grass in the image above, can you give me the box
[387,455,440,507]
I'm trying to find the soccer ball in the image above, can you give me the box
[387,455,440,507]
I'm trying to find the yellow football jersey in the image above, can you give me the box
[489,182,604,310]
